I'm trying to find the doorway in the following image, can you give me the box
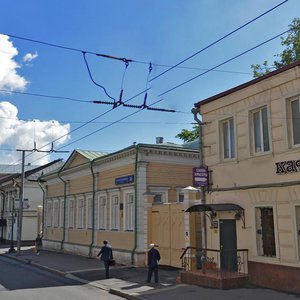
[219,219,237,272]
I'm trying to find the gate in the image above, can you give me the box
[149,203,185,268]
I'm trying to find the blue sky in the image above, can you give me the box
[0,0,299,165]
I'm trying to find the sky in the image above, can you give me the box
[0,0,299,166]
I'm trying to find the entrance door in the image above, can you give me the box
[220,219,237,272]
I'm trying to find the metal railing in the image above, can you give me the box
[180,247,248,277]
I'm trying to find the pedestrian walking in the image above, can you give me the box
[97,240,113,278]
[147,243,161,283]
[35,234,42,255]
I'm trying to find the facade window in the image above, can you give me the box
[87,197,93,229]
[291,99,300,146]
[124,193,134,231]
[60,200,64,228]
[77,198,85,229]
[221,118,235,159]
[251,106,270,153]
[150,187,168,203]
[255,207,276,257]
[53,201,59,227]
[99,196,107,229]
[46,201,52,227]
[110,194,120,230]
[178,192,184,203]
[68,199,75,228]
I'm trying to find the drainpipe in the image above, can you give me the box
[192,108,207,250]
[58,170,67,252]
[88,160,96,258]
[131,144,139,265]
[37,180,46,238]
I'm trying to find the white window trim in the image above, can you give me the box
[86,196,93,229]
[287,97,300,148]
[110,192,120,230]
[76,197,85,229]
[176,188,185,203]
[46,200,53,227]
[149,187,169,203]
[124,190,135,231]
[98,193,107,230]
[59,198,64,228]
[68,198,75,228]
[53,200,60,228]
[249,105,271,156]
[220,117,236,161]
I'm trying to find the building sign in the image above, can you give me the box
[193,166,209,187]
[115,175,134,185]
[275,159,300,174]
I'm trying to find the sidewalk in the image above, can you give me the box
[1,245,299,300]
[0,245,179,299]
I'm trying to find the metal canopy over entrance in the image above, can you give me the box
[185,203,244,213]
[186,203,245,228]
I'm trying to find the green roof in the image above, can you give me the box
[75,150,109,161]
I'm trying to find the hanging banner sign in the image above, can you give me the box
[193,166,209,187]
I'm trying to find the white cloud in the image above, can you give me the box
[0,34,28,91]
[0,101,70,164]
[23,51,38,62]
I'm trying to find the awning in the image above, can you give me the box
[185,203,244,213]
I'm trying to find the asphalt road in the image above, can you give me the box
[0,256,122,300]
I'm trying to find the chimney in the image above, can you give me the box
[156,137,164,144]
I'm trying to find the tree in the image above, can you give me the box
[175,124,199,143]
[251,18,300,78]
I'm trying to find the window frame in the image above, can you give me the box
[53,200,60,228]
[287,97,300,148]
[254,205,277,258]
[98,194,107,230]
[110,193,120,230]
[86,196,93,229]
[124,192,134,231]
[68,199,75,228]
[77,197,85,229]
[220,117,236,160]
[250,105,271,155]
[46,200,53,227]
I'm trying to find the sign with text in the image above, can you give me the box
[193,166,209,187]
[276,159,300,174]
[115,175,134,185]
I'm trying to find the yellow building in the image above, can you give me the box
[41,141,199,267]
[191,61,300,293]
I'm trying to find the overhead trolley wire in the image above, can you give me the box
[149,0,288,82]
[0,88,92,103]
[158,29,290,97]
[2,33,253,76]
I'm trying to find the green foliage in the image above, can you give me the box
[175,124,199,143]
[251,18,300,78]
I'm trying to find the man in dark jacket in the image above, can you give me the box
[97,240,113,278]
[147,243,161,283]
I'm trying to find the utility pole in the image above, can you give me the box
[16,149,26,255]
[16,143,68,256]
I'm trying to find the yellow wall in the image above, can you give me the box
[47,183,64,197]
[98,165,135,190]
[96,231,134,250]
[69,175,93,194]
